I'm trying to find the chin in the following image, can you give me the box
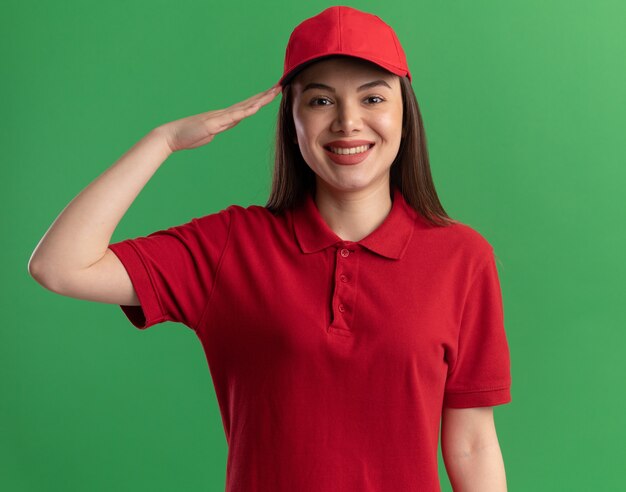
[317,176,381,194]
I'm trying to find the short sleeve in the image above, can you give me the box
[443,249,512,408]
[107,207,232,331]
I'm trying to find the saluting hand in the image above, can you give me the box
[157,84,282,153]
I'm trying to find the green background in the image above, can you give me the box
[3,0,625,490]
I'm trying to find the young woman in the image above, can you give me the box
[29,6,511,492]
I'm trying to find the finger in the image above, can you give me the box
[229,85,281,111]
[207,85,280,119]
[248,89,279,109]
[240,87,280,111]
[208,86,278,131]
[222,90,276,120]
[211,104,261,132]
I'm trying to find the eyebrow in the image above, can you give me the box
[302,79,392,93]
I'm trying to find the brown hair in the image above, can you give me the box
[265,65,458,228]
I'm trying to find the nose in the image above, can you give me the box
[330,100,363,135]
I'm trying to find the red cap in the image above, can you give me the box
[278,6,412,87]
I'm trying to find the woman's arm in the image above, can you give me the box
[441,406,507,492]
[27,128,172,291]
[28,84,281,295]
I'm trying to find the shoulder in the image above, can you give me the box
[414,214,495,268]
[223,203,285,223]
[211,202,289,238]
[446,220,494,258]
[191,202,282,224]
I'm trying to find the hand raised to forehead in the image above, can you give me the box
[157,84,282,153]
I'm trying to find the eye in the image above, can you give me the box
[309,96,332,106]
[307,95,386,107]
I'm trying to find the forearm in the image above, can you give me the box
[28,127,172,281]
[443,439,507,492]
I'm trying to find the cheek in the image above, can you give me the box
[373,116,401,143]
[294,114,325,147]
[378,108,403,142]
[293,109,313,137]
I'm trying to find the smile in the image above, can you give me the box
[325,144,374,155]
[323,143,375,166]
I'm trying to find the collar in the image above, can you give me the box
[291,186,417,260]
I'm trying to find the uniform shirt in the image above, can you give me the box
[108,185,511,492]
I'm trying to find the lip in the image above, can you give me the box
[323,142,375,166]
[324,139,375,148]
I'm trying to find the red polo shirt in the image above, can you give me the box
[108,186,511,492]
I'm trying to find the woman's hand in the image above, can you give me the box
[156,84,282,153]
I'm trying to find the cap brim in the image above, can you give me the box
[279,53,409,87]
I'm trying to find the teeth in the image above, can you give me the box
[328,144,371,155]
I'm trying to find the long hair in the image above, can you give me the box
[265,66,458,228]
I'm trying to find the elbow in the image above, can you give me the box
[27,257,58,292]
[28,257,44,281]
[28,246,46,278]
[442,438,499,463]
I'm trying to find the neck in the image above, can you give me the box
[314,181,393,242]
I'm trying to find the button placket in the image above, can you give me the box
[329,243,358,335]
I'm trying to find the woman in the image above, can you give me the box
[29,6,511,491]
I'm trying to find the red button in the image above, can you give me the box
[338,304,345,312]
[340,274,348,282]
[340,248,350,257]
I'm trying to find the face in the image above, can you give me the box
[291,57,404,196]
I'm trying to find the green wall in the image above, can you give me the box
[3,0,624,490]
